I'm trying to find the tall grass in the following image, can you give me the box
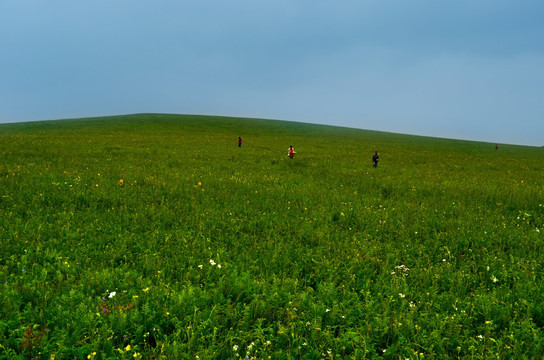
[1,114,543,359]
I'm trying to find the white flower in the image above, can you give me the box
[492,276,498,283]
[198,264,203,269]
[399,293,406,298]
[209,259,216,266]
[326,308,330,312]
[233,345,238,351]
[108,291,116,298]
[217,264,222,268]
[477,335,484,340]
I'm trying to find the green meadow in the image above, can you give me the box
[1,113,543,359]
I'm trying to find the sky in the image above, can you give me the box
[1,1,543,146]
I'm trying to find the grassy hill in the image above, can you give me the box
[1,114,543,359]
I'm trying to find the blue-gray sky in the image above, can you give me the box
[2,1,543,146]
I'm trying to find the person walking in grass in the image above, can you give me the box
[372,151,380,167]
[238,137,242,147]
[288,145,296,158]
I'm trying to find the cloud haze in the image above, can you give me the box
[1,0,543,145]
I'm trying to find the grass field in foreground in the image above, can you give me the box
[1,113,543,359]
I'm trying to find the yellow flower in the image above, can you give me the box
[119,179,124,185]
[198,182,202,186]
[125,344,131,351]
[143,287,150,292]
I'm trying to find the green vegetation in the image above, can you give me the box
[1,113,543,359]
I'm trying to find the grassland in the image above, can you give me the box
[0,113,543,359]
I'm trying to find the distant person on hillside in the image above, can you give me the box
[238,137,242,147]
[372,151,380,167]
[495,144,498,150]
[288,145,296,158]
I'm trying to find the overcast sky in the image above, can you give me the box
[1,1,543,146]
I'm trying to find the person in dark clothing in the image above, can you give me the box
[372,151,380,167]
[238,137,242,147]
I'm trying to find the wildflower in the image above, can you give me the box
[492,276,498,283]
[109,291,116,298]
[217,264,222,268]
[394,265,410,276]
[119,179,124,185]
[326,308,330,312]
[209,259,216,266]
[125,344,131,351]
[477,335,484,340]
[233,345,239,351]
[198,264,203,269]
[399,293,406,298]
[143,287,150,292]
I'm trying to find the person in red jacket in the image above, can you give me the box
[288,145,296,158]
